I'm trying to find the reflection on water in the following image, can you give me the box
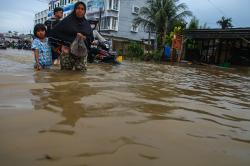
[1,49,250,166]
[31,71,97,127]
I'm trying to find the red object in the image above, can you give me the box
[172,35,182,50]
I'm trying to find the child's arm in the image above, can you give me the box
[33,49,42,70]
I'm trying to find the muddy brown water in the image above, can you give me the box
[0,48,250,166]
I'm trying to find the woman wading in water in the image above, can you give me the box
[50,2,93,71]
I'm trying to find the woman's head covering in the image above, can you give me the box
[73,1,87,14]
[50,2,93,47]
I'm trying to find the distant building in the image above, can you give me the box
[34,9,49,24]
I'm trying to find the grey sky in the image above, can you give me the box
[184,0,250,28]
[0,0,250,34]
[0,0,47,34]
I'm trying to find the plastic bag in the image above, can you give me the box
[70,36,88,57]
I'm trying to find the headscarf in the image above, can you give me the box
[50,2,93,48]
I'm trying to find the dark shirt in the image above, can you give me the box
[50,14,93,49]
[44,17,60,37]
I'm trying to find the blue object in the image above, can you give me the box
[164,46,171,59]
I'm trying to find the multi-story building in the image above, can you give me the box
[87,0,148,40]
[34,9,49,24]
[35,0,153,51]
[86,0,152,51]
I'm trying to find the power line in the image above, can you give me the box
[207,0,227,17]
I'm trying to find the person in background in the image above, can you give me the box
[50,1,93,71]
[88,18,107,45]
[45,7,63,65]
[87,18,107,63]
[32,24,52,70]
[45,7,63,36]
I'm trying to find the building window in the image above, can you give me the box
[132,5,140,14]
[111,17,118,30]
[113,0,119,10]
[101,17,111,30]
[109,0,112,9]
[131,24,139,32]
[101,16,118,31]
[108,0,119,11]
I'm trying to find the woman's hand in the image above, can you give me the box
[92,40,99,45]
[77,33,86,40]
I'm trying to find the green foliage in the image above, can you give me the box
[118,49,123,56]
[133,0,192,52]
[165,26,183,46]
[188,17,199,30]
[199,23,210,29]
[127,42,144,59]
[217,16,233,29]
[144,51,162,61]
[171,19,187,31]
[188,17,210,29]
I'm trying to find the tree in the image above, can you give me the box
[133,0,192,52]
[199,23,209,29]
[133,4,157,51]
[188,17,210,29]
[188,17,199,30]
[217,16,233,29]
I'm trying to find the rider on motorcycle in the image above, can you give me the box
[89,18,107,45]
[88,18,112,62]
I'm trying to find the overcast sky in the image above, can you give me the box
[0,0,250,34]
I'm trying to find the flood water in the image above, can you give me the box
[0,48,250,166]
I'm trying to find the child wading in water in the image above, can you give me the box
[32,24,52,70]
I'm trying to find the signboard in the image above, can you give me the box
[87,0,105,13]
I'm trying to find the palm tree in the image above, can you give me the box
[133,0,192,52]
[188,17,199,30]
[217,16,233,29]
[133,4,156,50]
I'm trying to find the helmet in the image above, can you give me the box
[88,17,99,30]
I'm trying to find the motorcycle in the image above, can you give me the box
[88,41,122,64]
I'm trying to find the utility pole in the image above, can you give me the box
[99,7,102,33]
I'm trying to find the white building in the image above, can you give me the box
[34,9,49,24]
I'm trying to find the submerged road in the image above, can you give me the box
[0,48,250,166]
